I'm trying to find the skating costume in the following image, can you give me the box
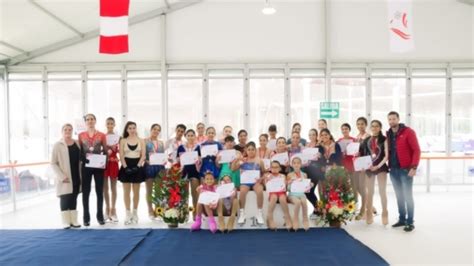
[200,141,223,178]
[104,134,120,179]
[338,137,357,173]
[177,143,201,180]
[118,141,145,183]
[145,138,165,179]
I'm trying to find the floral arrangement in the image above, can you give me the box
[152,163,190,226]
[317,166,356,227]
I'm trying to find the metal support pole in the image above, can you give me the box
[121,65,128,126]
[366,65,372,121]
[160,14,169,139]
[3,67,11,163]
[42,67,49,161]
[446,64,453,155]
[202,65,209,125]
[284,64,291,137]
[244,64,250,134]
[81,66,87,115]
[406,65,412,126]
[324,0,332,129]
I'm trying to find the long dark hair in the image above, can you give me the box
[320,128,335,142]
[370,120,385,143]
[122,121,137,139]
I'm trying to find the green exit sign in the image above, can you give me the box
[320,102,340,119]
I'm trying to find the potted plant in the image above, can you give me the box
[317,166,356,227]
[152,163,190,228]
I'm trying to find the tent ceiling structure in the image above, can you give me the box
[0,0,473,65]
[0,0,202,65]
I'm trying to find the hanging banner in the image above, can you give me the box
[388,0,414,53]
[99,0,130,54]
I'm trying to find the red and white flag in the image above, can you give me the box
[99,0,130,54]
[388,0,414,53]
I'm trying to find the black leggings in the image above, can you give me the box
[305,178,319,212]
[82,167,104,222]
[60,185,79,211]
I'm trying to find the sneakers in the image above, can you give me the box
[256,209,265,225]
[238,209,246,224]
[392,220,406,228]
[404,224,415,232]
[191,215,202,231]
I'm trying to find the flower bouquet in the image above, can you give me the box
[317,166,356,227]
[152,163,190,228]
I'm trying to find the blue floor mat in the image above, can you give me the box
[121,228,388,266]
[0,229,151,266]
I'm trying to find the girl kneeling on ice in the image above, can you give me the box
[191,172,218,233]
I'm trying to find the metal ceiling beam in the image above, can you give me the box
[0,53,13,59]
[0,41,26,53]
[4,0,202,66]
[29,0,83,37]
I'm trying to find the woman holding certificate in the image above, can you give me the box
[177,129,202,219]
[118,121,146,225]
[288,131,304,158]
[145,124,165,220]
[78,113,107,226]
[199,127,223,178]
[51,123,82,229]
[337,123,359,217]
[270,137,290,174]
[232,142,265,225]
[360,120,389,225]
[303,129,325,220]
[354,117,371,221]
[319,129,342,169]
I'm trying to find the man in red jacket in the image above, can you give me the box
[386,111,420,232]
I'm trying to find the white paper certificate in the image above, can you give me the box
[198,191,220,205]
[216,183,235,199]
[346,142,360,156]
[106,134,120,146]
[354,155,373,171]
[218,149,236,164]
[201,144,218,158]
[180,151,199,166]
[266,177,286,193]
[262,159,271,171]
[85,154,106,169]
[271,152,289,165]
[302,148,320,161]
[240,170,260,184]
[149,153,167,165]
[268,139,277,150]
[338,139,353,154]
[290,179,311,193]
